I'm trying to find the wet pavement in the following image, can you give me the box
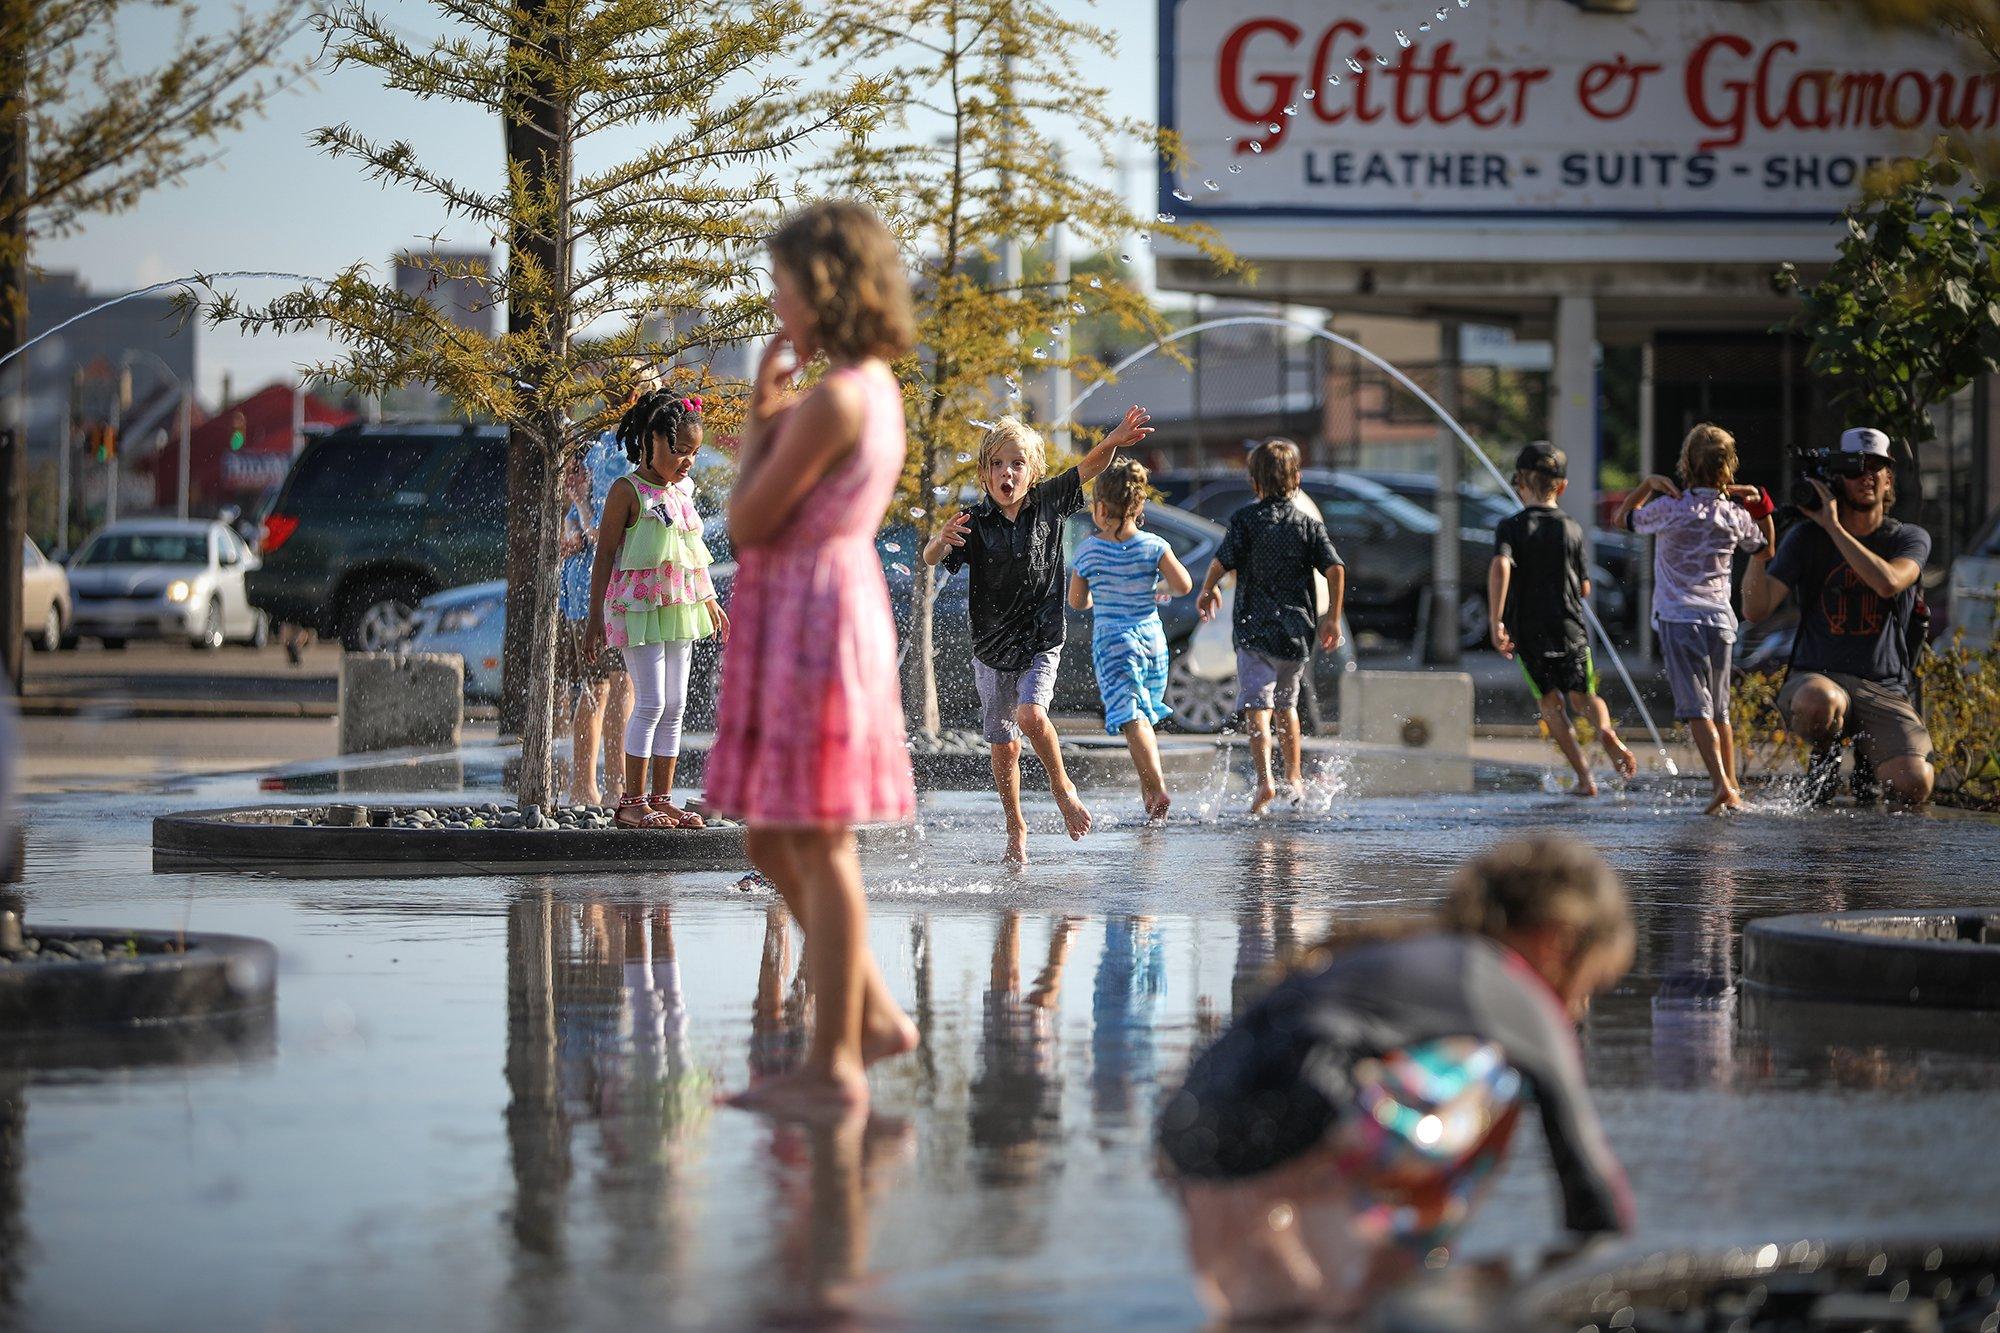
[6,765,2000,1330]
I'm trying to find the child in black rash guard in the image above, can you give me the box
[1157,835,1636,1324]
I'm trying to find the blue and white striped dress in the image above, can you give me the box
[1075,531,1174,733]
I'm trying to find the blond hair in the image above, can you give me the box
[768,201,916,363]
[1679,423,1738,491]
[1094,457,1149,524]
[1248,438,1302,500]
[977,417,1048,487]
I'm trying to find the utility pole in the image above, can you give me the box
[107,365,126,526]
[0,0,27,692]
[56,376,72,549]
[176,388,192,519]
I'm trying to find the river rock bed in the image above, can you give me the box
[278,803,742,831]
[0,928,182,968]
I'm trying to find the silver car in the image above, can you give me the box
[67,520,268,650]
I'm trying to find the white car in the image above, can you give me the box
[66,520,268,650]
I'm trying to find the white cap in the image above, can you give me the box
[1839,427,1893,460]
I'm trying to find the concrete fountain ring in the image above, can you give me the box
[1742,910,2000,1010]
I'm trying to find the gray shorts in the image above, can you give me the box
[1658,620,1735,722]
[1777,670,1933,769]
[1236,647,1304,712]
[973,646,1062,744]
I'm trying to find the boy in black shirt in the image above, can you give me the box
[1488,444,1636,796]
[923,407,1153,864]
[1196,439,1346,815]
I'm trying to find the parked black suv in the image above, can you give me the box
[247,424,509,649]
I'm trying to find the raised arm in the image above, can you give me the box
[1077,405,1153,483]
[1806,481,1923,599]
[1613,474,1680,531]
[728,372,863,551]
[1740,538,1788,625]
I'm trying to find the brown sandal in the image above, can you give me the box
[644,796,704,829]
[615,796,677,829]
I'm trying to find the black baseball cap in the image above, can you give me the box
[1515,443,1567,479]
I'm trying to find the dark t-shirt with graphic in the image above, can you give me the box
[1766,517,1931,688]
[1216,497,1343,661]
[943,467,1087,671]
[1494,504,1587,649]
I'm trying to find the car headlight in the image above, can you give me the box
[166,580,192,603]
[438,601,497,633]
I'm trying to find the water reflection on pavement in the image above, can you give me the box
[5,778,2000,1329]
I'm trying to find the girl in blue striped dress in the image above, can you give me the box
[1069,458,1192,821]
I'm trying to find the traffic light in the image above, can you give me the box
[90,424,117,461]
[229,412,247,452]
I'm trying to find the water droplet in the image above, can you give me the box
[1088,276,1103,288]
[1172,188,1193,202]
[1395,28,1410,46]
[1156,212,1174,224]
[1247,142,1263,154]
[1202,178,1219,191]
[1374,54,1389,66]
[931,485,949,498]
[1032,347,1047,359]
[1071,301,1086,313]
[1435,6,1447,18]
[1418,20,1430,30]
[910,507,926,518]
[891,562,911,575]
[1004,374,1019,388]
[1228,163,1242,174]
[1282,104,1297,116]
[883,541,901,552]
[1268,122,1281,133]
[1457,0,1469,8]
[1301,89,1315,101]
[1327,73,1341,86]
[1345,56,1363,73]
[965,421,992,433]
[956,451,971,463]
[1119,251,1132,261]
[1049,324,1065,337]
[1138,230,1151,242]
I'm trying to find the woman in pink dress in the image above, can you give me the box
[708,201,919,1116]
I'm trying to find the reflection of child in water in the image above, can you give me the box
[1158,836,1636,1324]
[969,913,1081,1182]
[1092,915,1166,1128]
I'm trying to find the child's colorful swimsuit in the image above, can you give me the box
[603,475,715,649]
[1075,530,1174,734]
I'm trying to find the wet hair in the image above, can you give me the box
[978,417,1047,487]
[614,390,705,466]
[768,201,916,363]
[1248,438,1302,499]
[1678,423,1737,491]
[1094,457,1149,524]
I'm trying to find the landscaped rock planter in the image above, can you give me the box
[0,915,277,1040]
[153,803,912,877]
[1742,911,2000,1010]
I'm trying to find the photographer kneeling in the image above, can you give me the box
[1742,428,1933,806]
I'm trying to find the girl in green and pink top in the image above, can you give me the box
[585,392,729,829]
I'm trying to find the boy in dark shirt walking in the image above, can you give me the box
[1488,444,1636,796]
[923,408,1153,864]
[1196,439,1346,814]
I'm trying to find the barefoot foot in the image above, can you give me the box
[1704,785,1743,816]
[1248,780,1277,816]
[1145,789,1172,823]
[1573,775,1600,798]
[1054,787,1093,841]
[1002,825,1029,866]
[725,1066,869,1121]
[861,1011,919,1066]
[1603,732,1638,780]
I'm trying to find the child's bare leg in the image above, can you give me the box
[1245,707,1277,814]
[728,826,871,1116]
[1581,691,1638,778]
[748,830,914,1067]
[648,754,704,827]
[567,680,607,807]
[1276,707,1304,789]
[1122,718,1171,821]
[991,911,1021,993]
[1688,717,1737,814]
[1016,704,1092,840]
[1718,718,1740,795]
[1541,693,1596,796]
[604,673,632,803]
[992,739,1029,865]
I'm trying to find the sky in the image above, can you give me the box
[40,3,1162,406]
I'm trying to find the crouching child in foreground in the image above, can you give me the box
[1156,835,1636,1323]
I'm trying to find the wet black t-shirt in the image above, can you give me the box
[942,467,1087,671]
[1217,497,1343,661]
[1494,504,1587,649]
[1766,517,1931,688]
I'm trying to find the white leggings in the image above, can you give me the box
[620,640,693,759]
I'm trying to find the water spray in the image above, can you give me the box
[0,272,327,372]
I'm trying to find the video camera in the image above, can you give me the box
[1788,447,1874,512]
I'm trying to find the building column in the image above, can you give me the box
[1552,294,1598,569]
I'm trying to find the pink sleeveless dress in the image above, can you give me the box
[704,363,915,827]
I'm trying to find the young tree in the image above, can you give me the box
[197,0,876,807]
[0,0,297,691]
[815,0,1242,736]
[1779,152,2000,465]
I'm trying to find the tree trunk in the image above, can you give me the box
[912,435,941,737]
[499,0,569,807]
[0,1,27,696]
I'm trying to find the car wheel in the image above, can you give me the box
[1457,589,1489,652]
[34,603,60,652]
[341,578,426,652]
[1165,646,1236,734]
[100,637,126,651]
[191,598,225,651]
[242,611,270,649]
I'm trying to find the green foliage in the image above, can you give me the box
[1778,150,2000,458]
[1916,630,2000,808]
